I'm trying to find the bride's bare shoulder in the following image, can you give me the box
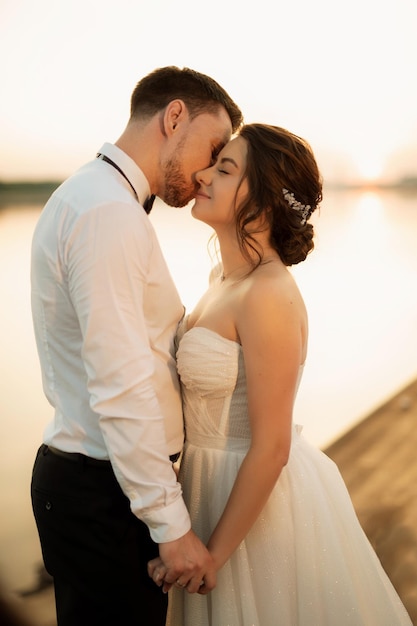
[238,265,306,320]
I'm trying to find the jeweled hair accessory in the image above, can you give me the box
[282,188,311,225]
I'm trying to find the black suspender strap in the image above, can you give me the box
[96,153,155,214]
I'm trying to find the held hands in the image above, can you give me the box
[147,529,216,595]
[148,558,212,595]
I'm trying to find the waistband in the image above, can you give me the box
[44,445,111,468]
[44,444,181,466]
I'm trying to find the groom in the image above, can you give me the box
[30,66,243,626]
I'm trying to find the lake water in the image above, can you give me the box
[1,188,417,591]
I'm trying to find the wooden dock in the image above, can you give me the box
[325,378,417,624]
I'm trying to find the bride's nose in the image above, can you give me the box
[196,166,212,186]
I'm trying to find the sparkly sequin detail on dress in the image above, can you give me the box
[166,320,412,626]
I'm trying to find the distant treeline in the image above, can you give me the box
[328,176,417,192]
[0,181,61,207]
[1,176,417,209]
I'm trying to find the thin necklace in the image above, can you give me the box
[220,264,250,282]
[221,257,278,282]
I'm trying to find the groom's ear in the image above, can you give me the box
[162,99,188,137]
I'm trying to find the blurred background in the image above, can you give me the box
[1,0,416,623]
[1,0,417,184]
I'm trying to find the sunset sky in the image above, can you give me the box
[1,0,416,184]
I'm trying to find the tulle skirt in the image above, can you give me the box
[167,429,412,625]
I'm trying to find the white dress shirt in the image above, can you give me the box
[31,143,191,542]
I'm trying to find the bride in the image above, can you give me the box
[149,123,412,625]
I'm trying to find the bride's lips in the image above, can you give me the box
[195,187,211,200]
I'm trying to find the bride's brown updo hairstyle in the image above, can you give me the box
[236,123,323,266]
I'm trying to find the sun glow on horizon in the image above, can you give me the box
[353,154,386,183]
[0,0,416,184]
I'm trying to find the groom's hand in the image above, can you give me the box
[148,529,216,594]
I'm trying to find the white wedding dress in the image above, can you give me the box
[167,320,412,626]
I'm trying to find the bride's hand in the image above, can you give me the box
[147,557,168,589]
[148,556,210,595]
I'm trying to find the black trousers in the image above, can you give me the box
[31,445,167,626]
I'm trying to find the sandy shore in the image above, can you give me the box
[3,379,416,625]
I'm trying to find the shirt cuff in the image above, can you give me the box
[138,496,191,544]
